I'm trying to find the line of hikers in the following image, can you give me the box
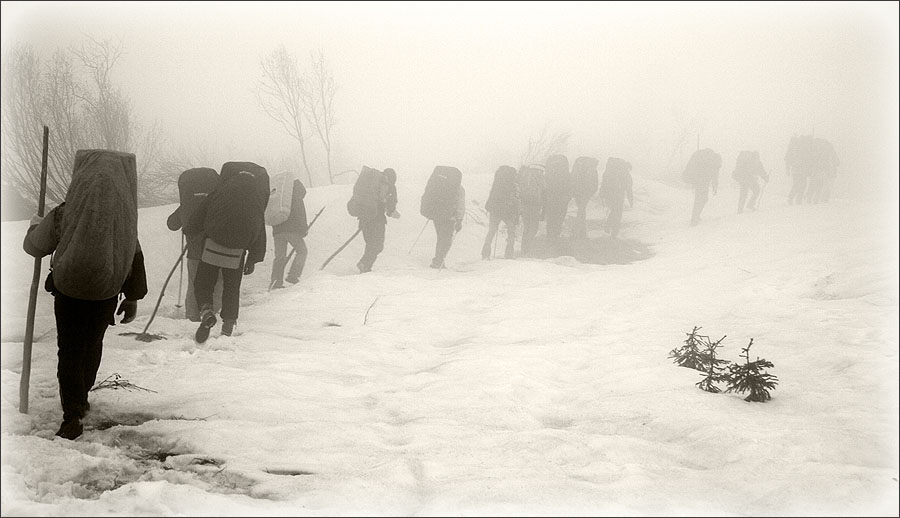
[21,135,838,439]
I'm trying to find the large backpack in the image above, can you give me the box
[347,165,388,219]
[682,148,721,184]
[265,171,296,226]
[204,171,266,250]
[485,165,519,217]
[177,167,220,229]
[571,156,599,204]
[220,161,270,210]
[420,166,462,220]
[544,154,571,204]
[517,165,544,206]
[52,149,138,301]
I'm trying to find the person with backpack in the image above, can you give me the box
[420,166,465,269]
[269,175,309,288]
[185,162,268,342]
[543,154,572,242]
[785,134,814,205]
[571,156,599,239]
[517,165,545,257]
[166,167,223,320]
[348,166,399,273]
[732,151,769,213]
[23,149,148,440]
[682,148,722,226]
[481,165,520,260]
[598,157,634,238]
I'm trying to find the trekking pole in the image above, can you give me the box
[320,228,362,270]
[120,243,188,342]
[176,233,185,308]
[19,125,49,414]
[408,219,430,255]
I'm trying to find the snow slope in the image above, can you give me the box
[1,170,897,516]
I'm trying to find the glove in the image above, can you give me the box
[454,220,462,232]
[243,262,255,275]
[30,214,44,227]
[116,299,137,324]
[389,210,400,219]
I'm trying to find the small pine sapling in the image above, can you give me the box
[669,326,707,371]
[725,339,779,402]
[696,334,730,393]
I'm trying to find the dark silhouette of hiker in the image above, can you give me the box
[517,165,545,257]
[482,165,520,259]
[599,157,634,237]
[732,151,769,213]
[683,148,722,226]
[271,178,309,288]
[23,149,148,440]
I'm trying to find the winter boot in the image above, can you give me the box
[222,319,236,336]
[56,418,83,440]
[195,306,217,343]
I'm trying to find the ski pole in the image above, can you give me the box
[408,219,430,255]
[20,125,49,414]
[126,243,189,341]
[320,228,362,270]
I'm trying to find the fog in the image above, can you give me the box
[2,1,898,202]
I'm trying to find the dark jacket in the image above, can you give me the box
[24,204,148,301]
[273,179,309,237]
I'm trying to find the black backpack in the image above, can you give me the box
[544,154,571,205]
[420,166,462,220]
[347,165,388,219]
[220,161,270,210]
[175,167,220,229]
[485,165,518,217]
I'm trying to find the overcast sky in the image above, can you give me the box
[2,1,897,198]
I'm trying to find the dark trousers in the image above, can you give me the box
[194,255,245,321]
[691,181,710,225]
[605,196,625,237]
[54,292,118,421]
[544,201,567,240]
[520,205,541,256]
[737,178,761,213]
[432,218,455,266]
[272,232,308,283]
[482,212,517,259]
[358,217,386,272]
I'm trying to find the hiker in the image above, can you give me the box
[166,167,222,321]
[348,166,399,274]
[420,166,465,269]
[185,162,268,342]
[732,151,769,213]
[683,148,722,226]
[543,154,572,241]
[517,165,545,257]
[481,165,520,259]
[269,176,309,288]
[23,149,148,440]
[807,137,839,204]
[598,157,634,237]
[785,134,814,205]
[571,156,599,239]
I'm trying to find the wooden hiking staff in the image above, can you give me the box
[120,242,188,342]
[320,228,361,270]
[20,125,50,414]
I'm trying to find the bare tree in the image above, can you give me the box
[304,50,337,183]
[256,45,313,185]
[2,38,170,208]
[520,124,571,167]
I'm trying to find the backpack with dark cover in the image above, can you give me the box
[682,148,722,184]
[571,156,599,204]
[485,165,519,219]
[177,167,220,229]
[53,149,138,301]
[265,171,296,226]
[517,165,545,206]
[347,165,388,219]
[732,151,765,182]
[600,157,633,203]
[203,171,266,250]
[220,161,270,211]
[420,166,463,220]
[543,154,571,205]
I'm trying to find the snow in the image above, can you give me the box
[1,171,898,516]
